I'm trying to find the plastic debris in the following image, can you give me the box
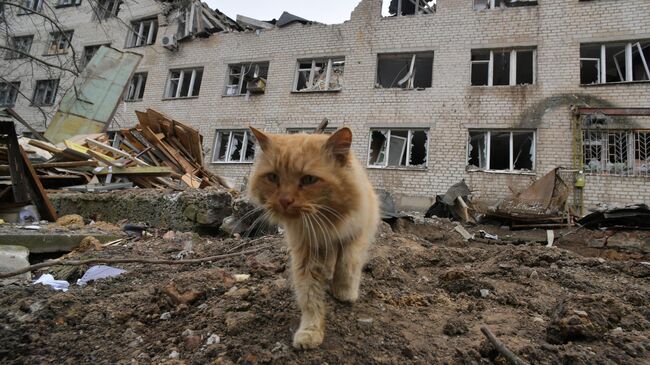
[76,265,127,286]
[34,274,69,292]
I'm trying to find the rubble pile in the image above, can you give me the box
[13,108,229,193]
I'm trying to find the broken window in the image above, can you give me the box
[46,31,73,55]
[294,58,344,92]
[467,130,535,172]
[81,44,109,69]
[212,130,256,163]
[5,35,33,59]
[32,79,58,106]
[225,62,269,96]
[56,0,81,7]
[164,68,203,99]
[0,82,20,107]
[376,52,434,89]
[473,0,537,10]
[124,73,147,101]
[127,18,158,48]
[580,41,650,85]
[386,0,436,16]
[583,129,650,177]
[94,0,122,20]
[471,48,536,86]
[19,0,43,13]
[368,129,428,168]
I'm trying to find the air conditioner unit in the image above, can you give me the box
[161,35,178,51]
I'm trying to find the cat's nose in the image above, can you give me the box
[278,196,294,209]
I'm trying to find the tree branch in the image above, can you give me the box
[0,45,78,75]
[0,245,270,279]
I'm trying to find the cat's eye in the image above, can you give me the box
[266,173,279,184]
[300,175,319,186]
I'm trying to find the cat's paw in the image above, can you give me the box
[331,286,358,303]
[293,329,323,350]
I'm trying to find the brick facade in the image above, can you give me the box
[3,0,650,210]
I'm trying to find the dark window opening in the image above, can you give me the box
[512,132,534,170]
[368,129,428,168]
[489,131,510,170]
[376,52,434,89]
[468,131,487,169]
[492,51,510,86]
[387,0,435,16]
[516,50,534,85]
[606,43,627,83]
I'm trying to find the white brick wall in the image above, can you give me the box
[3,0,650,210]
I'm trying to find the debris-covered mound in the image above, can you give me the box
[1,227,649,364]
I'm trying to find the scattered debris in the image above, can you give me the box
[480,326,528,365]
[578,204,650,230]
[33,274,69,292]
[76,265,127,286]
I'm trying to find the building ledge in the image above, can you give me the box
[161,96,200,101]
[467,169,536,176]
[367,166,427,171]
[580,80,650,87]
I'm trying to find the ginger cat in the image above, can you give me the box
[247,127,380,349]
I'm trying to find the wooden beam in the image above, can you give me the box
[93,166,172,176]
[4,108,50,143]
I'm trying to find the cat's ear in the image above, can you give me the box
[249,127,271,152]
[324,127,352,165]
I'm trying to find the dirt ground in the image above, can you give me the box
[1,218,649,365]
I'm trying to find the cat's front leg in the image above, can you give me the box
[331,235,369,303]
[291,256,326,349]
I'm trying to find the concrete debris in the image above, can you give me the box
[0,245,31,284]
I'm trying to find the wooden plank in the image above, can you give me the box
[28,139,63,155]
[19,146,58,221]
[140,126,191,172]
[64,140,116,161]
[93,166,172,176]
[87,150,123,167]
[85,138,149,166]
[0,123,30,203]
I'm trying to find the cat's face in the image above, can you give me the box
[247,127,357,223]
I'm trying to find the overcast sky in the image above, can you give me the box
[207,0,391,24]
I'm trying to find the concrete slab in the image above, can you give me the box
[0,245,31,284]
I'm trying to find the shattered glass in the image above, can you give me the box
[369,130,388,165]
[467,132,487,169]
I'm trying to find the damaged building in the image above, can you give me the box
[1,0,649,211]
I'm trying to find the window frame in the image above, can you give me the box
[470,48,537,86]
[18,0,44,14]
[164,67,203,99]
[224,61,269,96]
[473,0,537,10]
[582,129,650,177]
[0,81,20,107]
[93,0,122,20]
[55,0,81,8]
[292,57,345,92]
[580,41,650,85]
[31,79,59,106]
[367,128,429,169]
[126,17,158,48]
[375,52,435,89]
[211,129,256,164]
[466,129,537,173]
[124,72,147,102]
[81,43,109,69]
[45,31,74,56]
[5,35,33,59]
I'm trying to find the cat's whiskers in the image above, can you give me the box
[244,209,272,237]
[230,206,267,236]
[313,209,343,255]
[300,213,315,264]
